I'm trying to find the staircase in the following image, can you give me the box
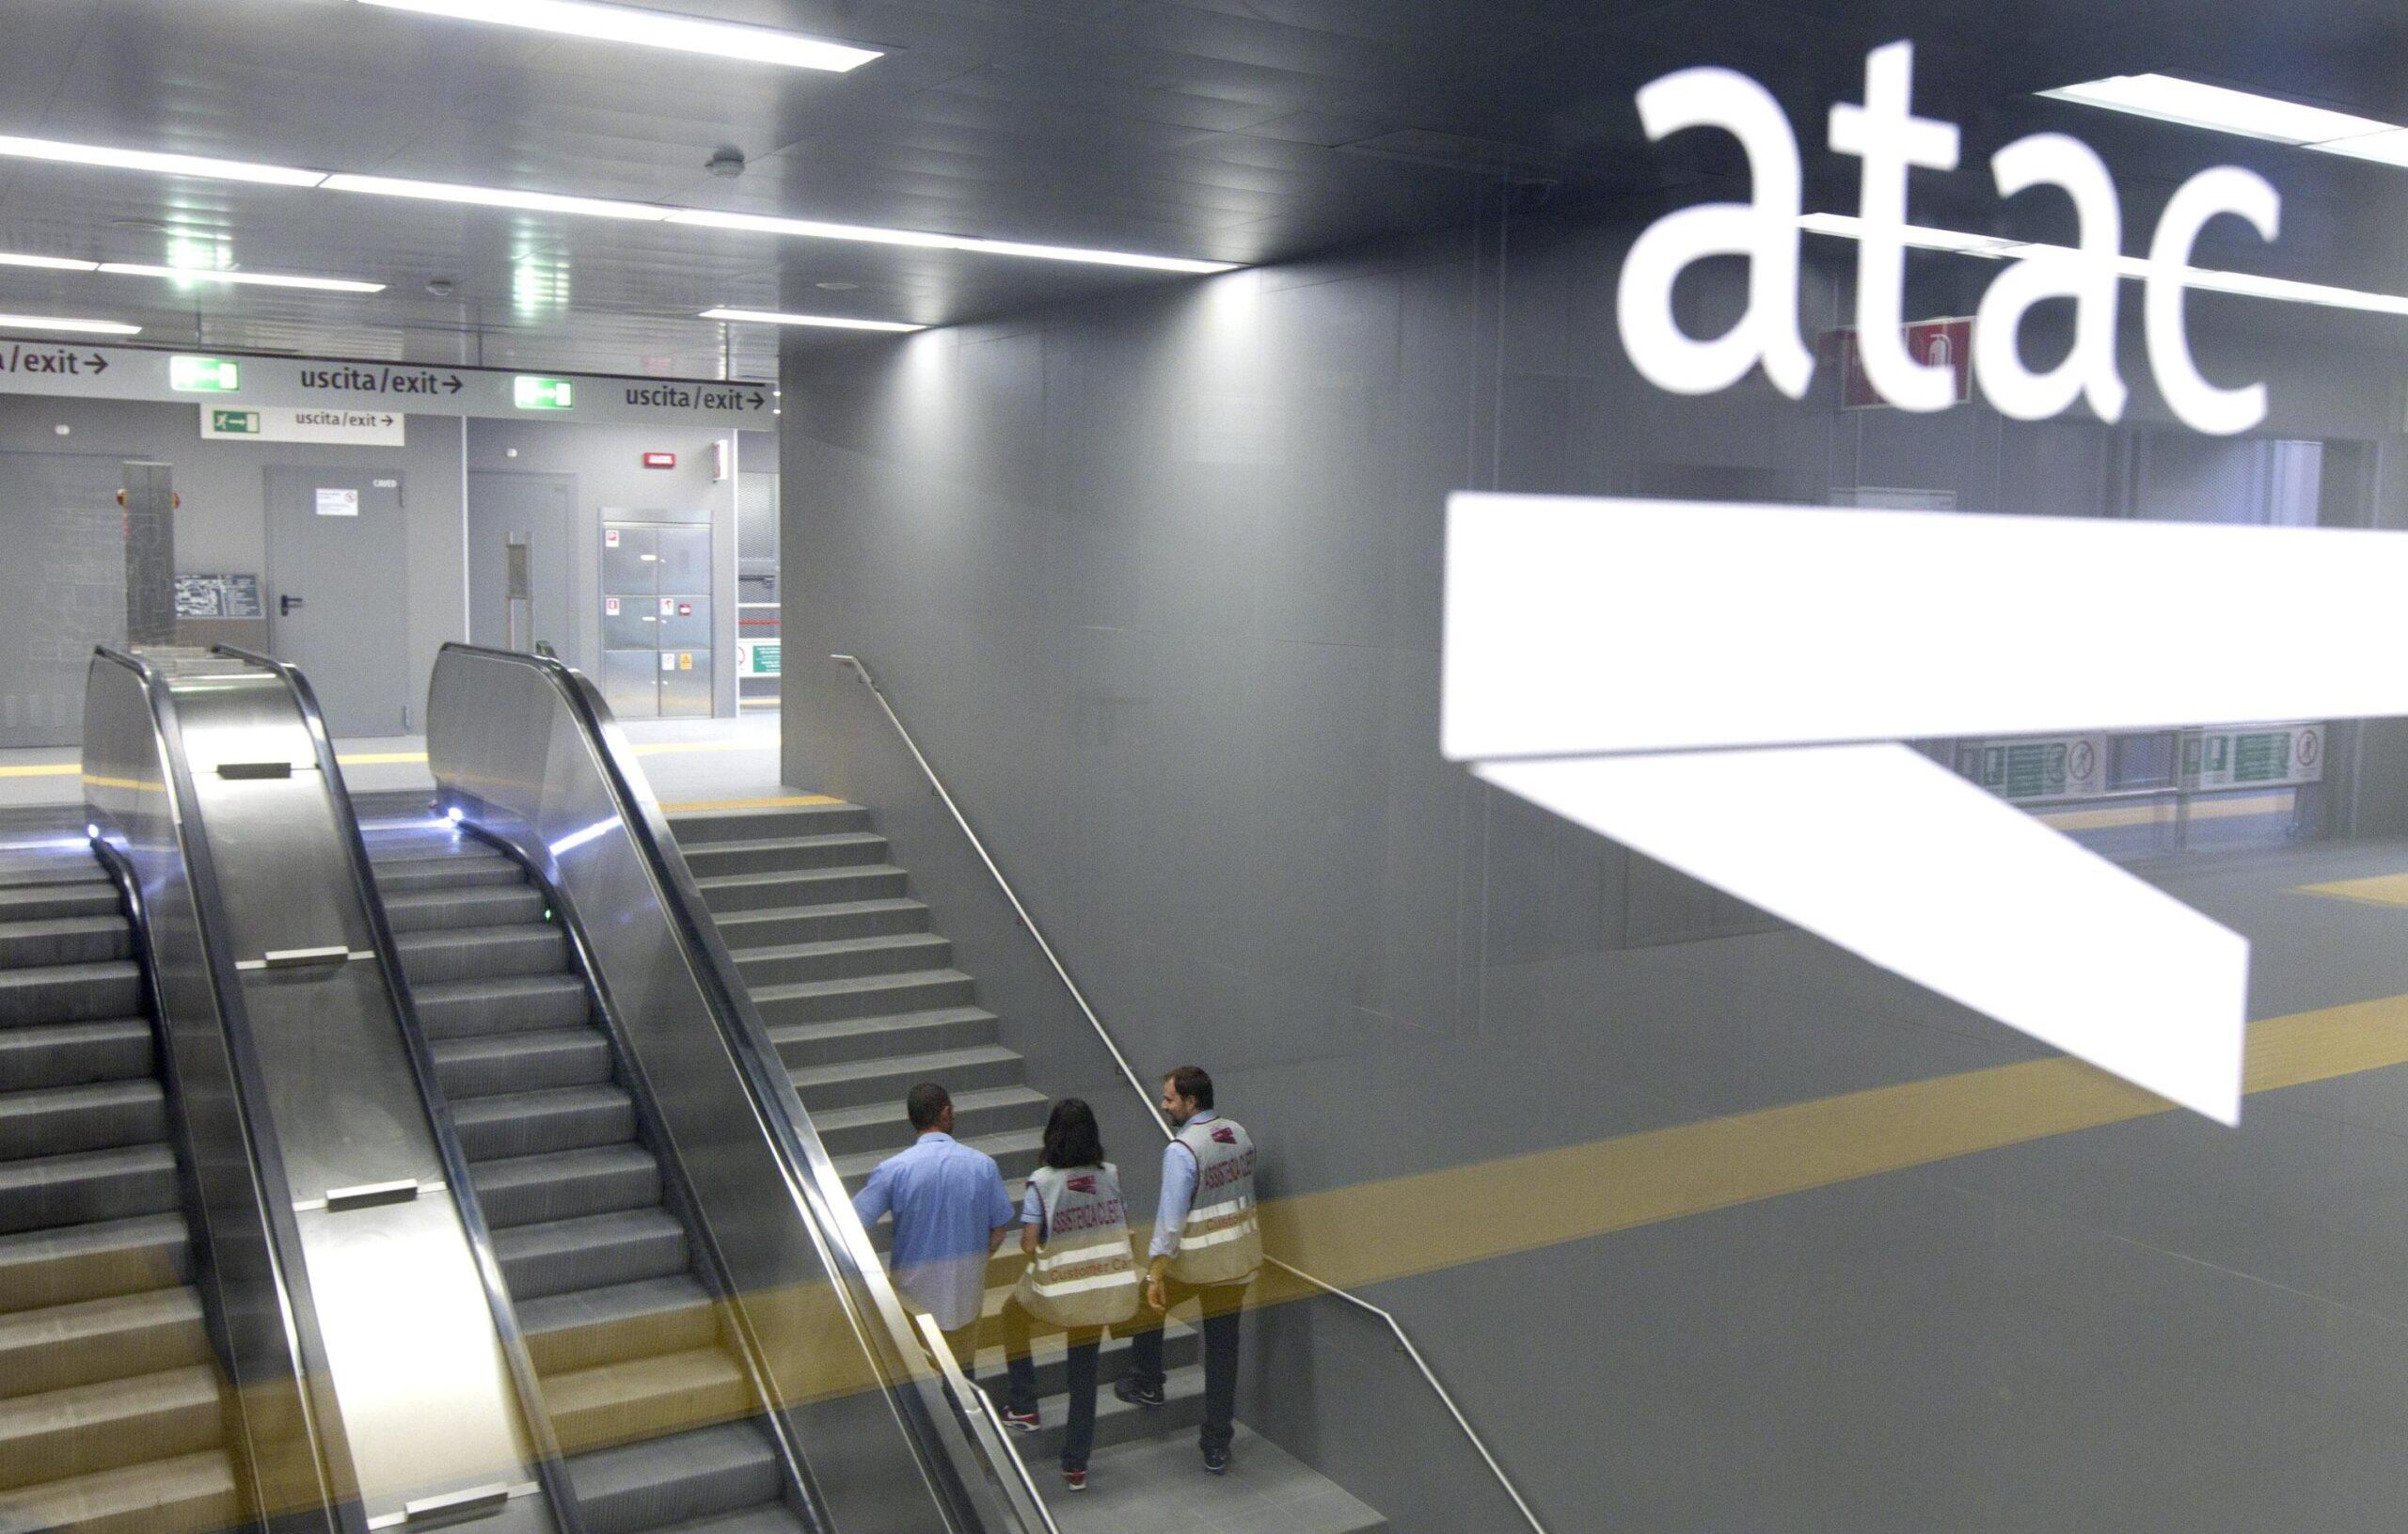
[671,801,1386,1531]
[0,842,242,1534]
[363,820,809,1534]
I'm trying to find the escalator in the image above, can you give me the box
[361,820,806,1534]
[0,838,235,1534]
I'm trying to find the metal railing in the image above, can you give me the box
[832,652,1548,1534]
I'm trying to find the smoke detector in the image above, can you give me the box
[705,147,747,180]
[424,277,456,297]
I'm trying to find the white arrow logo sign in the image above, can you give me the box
[1431,492,2393,1125]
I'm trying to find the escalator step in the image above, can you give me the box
[0,917,133,970]
[0,1081,167,1162]
[0,883,120,925]
[473,1144,661,1229]
[0,964,143,1029]
[0,1447,238,1534]
[399,925,570,987]
[381,884,547,935]
[520,1274,720,1376]
[496,1209,689,1303]
[0,1287,209,1399]
[411,974,593,1040]
[0,1020,154,1094]
[0,1215,190,1315]
[365,852,523,892]
[452,1084,635,1161]
[0,1145,180,1235]
[654,1503,810,1534]
[547,1347,752,1459]
[0,1363,223,1489]
[432,1029,611,1098]
[569,1420,784,1534]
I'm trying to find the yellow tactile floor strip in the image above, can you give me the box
[2296,873,2408,908]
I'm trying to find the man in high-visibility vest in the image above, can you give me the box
[1116,1064,1259,1474]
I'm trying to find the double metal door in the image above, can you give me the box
[601,521,711,718]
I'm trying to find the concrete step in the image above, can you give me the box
[788,1042,1025,1114]
[809,1084,1049,1159]
[837,1128,1042,1194]
[768,1006,1001,1071]
[698,865,908,914]
[1050,1425,1387,1531]
[733,932,952,989]
[709,898,929,950]
[683,832,889,880]
[668,804,869,846]
[752,970,976,1028]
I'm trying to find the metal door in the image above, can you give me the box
[600,523,661,718]
[467,471,575,662]
[262,467,409,735]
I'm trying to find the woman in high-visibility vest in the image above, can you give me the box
[997,1098,1142,1491]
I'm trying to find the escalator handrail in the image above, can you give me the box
[206,643,594,1534]
[829,650,1550,1534]
[87,646,367,1534]
[426,640,1052,1534]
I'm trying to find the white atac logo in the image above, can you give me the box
[1618,40,2279,435]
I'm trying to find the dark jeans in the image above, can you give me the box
[1123,1275,1247,1457]
[999,1295,1114,1472]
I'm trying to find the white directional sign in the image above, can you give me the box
[200,404,406,446]
[1430,492,2390,1125]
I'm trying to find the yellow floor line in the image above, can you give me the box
[2296,873,2408,908]
[335,751,429,766]
[660,794,840,814]
[1252,989,2408,1295]
[0,763,77,778]
[2036,790,2294,832]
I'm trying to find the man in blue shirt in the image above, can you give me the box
[851,1083,1018,1366]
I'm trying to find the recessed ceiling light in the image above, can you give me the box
[355,0,881,71]
[0,134,325,187]
[0,312,140,336]
[0,252,101,272]
[815,281,860,292]
[2039,73,2390,145]
[701,307,925,332]
[322,172,671,222]
[98,261,386,293]
[667,208,1238,273]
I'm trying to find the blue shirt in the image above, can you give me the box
[851,1131,1015,1332]
[1148,1109,1216,1261]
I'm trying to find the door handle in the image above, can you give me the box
[280,594,305,615]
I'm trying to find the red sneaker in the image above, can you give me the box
[1001,1406,1040,1433]
[1064,1470,1087,1493]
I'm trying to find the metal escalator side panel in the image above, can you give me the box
[81,649,364,1534]
[424,642,1048,1534]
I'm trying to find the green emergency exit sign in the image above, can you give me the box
[515,375,575,410]
[170,356,241,392]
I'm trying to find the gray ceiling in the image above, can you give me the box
[0,0,2403,381]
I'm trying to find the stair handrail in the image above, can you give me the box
[830,652,1548,1534]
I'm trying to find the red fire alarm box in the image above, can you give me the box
[642,451,676,469]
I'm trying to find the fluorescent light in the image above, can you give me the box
[0,252,100,272]
[0,134,325,187]
[321,172,670,222]
[356,0,881,71]
[702,307,924,333]
[1797,213,2024,258]
[98,261,385,293]
[0,312,139,335]
[2316,128,2408,166]
[1799,213,2408,317]
[667,209,954,249]
[2039,73,2390,145]
[665,208,1238,272]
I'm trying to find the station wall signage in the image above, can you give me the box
[200,405,407,447]
[0,341,770,427]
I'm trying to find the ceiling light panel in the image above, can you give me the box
[2039,73,2392,145]
[96,262,386,293]
[356,0,881,72]
[0,134,326,186]
[0,253,101,272]
[702,307,924,332]
[322,173,671,221]
[665,209,1237,271]
[0,313,139,335]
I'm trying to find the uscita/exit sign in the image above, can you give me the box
[642,452,676,469]
[514,375,575,410]
[170,356,241,392]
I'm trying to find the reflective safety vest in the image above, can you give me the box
[1169,1116,1260,1287]
[1014,1162,1141,1329]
